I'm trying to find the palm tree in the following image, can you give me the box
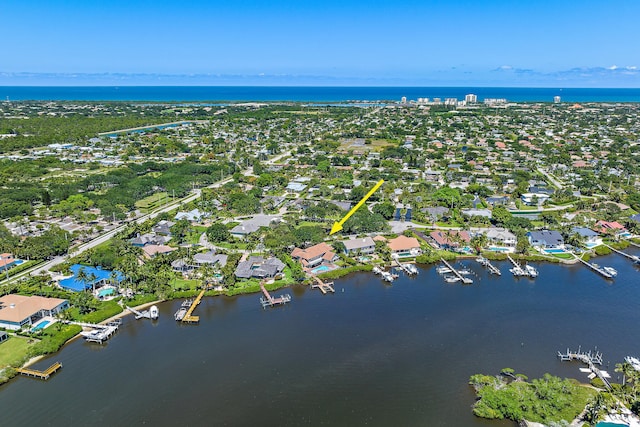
[76,267,89,292]
[87,272,98,295]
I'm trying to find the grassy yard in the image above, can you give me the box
[135,192,169,213]
[0,335,33,368]
[171,277,201,291]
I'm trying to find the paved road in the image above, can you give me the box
[537,167,564,190]
[1,151,291,285]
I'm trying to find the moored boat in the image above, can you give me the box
[150,305,159,320]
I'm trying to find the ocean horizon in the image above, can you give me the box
[2,86,640,103]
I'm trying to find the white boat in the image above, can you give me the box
[381,271,395,282]
[625,356,640,372]
[603,266,617,277]
[458,268,473,275]
[475,257,487,265]
[406,264,419,275]
[444,275,461,283]
[525,264,538,278]
[509,267,527,276]
[372,266,382,275]
[149,305,159,320]
[436,266,452,274]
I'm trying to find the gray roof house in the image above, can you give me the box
[131,232,171,247]
[152,220,175,236]
[230,215,279,238]
[484,228,517,248]
[175,209,207,222]
[572,227,600,244]
[193,251,228,267]
[235,256,285,279]
[422,206,449,222]
[526,230,564,248]
[342,237,376,255]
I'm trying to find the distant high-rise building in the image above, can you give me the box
[554,96,561,103]
[465,94,478,103]
[401,96,407,104]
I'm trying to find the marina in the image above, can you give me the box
[439,259,473,284]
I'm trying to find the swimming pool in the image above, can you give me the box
[98,288,115,298]
[311,266,330,274]
[544,248,566,254]
[488,247,510,252]
[31,320,50,332]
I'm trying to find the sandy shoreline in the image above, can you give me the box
[22,299,164,368]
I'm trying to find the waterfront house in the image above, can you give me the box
[193,251,228,267]
[483,228,517,252]
[234,256,285,280]
[387,235,421,257]
[594,220,628,237]
[428,230,471,251]
[342,237,376,256]
[291,242,337,268]
[526,230,564,249]
[0,295,69,331]
[572,227,601,247]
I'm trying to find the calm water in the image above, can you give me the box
[2,86,640,102]
[2,250,640,427]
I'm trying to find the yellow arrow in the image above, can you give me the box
[330,179,384,235]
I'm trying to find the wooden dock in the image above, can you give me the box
[16,362,62,380]
[577,258,614,279]
[126,305,151,319]
[476,256,501,275]
[393,258,418,275]
[558,347,611,389]
[605,244,640,264]
[260,282,292,308]
[182,289,205,323]
[311,275,335,294]
[440,259,473,284]
[507,254,527,276]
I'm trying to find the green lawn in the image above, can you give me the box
[0,335,33,368]
[171,277,200,291]
[135,192,169,213]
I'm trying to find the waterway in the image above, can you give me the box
[2,250,640,426]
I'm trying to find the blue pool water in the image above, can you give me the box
[98,288,115,298]
[545,248,566,254]
[59,264,124,291]
[311,266,330,274]
[596,422,628,427]
[488,247,510,252]
[31,321,50,332]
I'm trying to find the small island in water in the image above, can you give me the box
[470,365,640,426]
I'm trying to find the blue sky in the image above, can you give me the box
[1,0,639,86]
